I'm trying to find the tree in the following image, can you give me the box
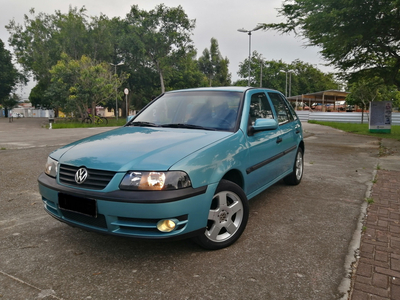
[48,53,127,121]
[1,93,20,117]
[263,0,400,89]
[236,52,338,95]
[0,39,21,106]
[198,38,231,86]
[346,77,400,123]
[168,47,208,90]
[6,7,117,108]
[125,4,196,93]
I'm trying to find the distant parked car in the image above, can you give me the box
[38,87,304,249]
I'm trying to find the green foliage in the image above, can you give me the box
[264,0,400,89]
[48,53,128,120]
[366,197,374,205]
[52,117,126,129]
[1,93,19,110]
[198,38,231,86]
[236,53,338,95]
[124,4,196,93]
[29,79,52,108]
[346,77,400,110]
[6,5,209,110]
[6,6,117,108]
[0,39,21,104]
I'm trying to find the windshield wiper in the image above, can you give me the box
[129,121,159,127]
[160,123,217,131]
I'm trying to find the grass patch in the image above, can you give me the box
[51,118,127,129]
[0,147,6,150]
[365,197,374,204]
[308,120,400,141]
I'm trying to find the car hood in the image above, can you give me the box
[52,126,231,171]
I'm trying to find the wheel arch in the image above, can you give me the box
[299,140,305,153]
[221,169,244,190]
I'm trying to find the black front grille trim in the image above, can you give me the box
[59,164,116,190]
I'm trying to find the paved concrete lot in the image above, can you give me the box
[0,117,398,299]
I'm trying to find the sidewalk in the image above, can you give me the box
[349,138,400,300]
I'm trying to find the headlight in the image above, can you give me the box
[119,171,192,191]
[44,157,58,178]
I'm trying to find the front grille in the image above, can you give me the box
[59,164,116,190]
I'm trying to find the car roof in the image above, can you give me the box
[165,86,281,94]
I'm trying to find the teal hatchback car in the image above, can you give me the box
[38,87,304,249]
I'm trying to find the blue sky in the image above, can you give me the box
[1,0,334,99]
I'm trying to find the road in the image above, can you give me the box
[0,117,397,299]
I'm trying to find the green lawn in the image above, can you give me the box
[308,120,400,141]
[51,118,127,129]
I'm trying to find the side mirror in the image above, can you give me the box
[248,119,278,136]
[253,119,278,131]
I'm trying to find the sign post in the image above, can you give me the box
[369,101,392,133]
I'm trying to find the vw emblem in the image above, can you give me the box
[75,168,88,184]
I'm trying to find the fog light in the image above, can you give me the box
[157,219,176,232]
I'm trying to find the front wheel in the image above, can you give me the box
[193,180,249,250]
[284,147,304,185]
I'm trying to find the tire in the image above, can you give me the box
[193,179,249,250]
[284,147,304,185]
[82,117,92,124]
[100,117,108,125]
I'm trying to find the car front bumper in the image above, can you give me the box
[38,173,215,240]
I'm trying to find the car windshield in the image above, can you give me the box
[129,91,242,131]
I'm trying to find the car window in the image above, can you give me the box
[249,92,274,125]
[268,92,294,125]
[132,91,242,131]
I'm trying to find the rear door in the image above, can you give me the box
[267,92,301,175]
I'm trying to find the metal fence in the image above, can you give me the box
[0,108,54,118]
[296,111,400,125]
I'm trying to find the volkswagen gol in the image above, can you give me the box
[38,87,304,249]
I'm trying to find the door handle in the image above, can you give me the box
[276,137,283,144]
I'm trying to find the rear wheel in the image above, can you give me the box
[193,180,249,250]
[284,147,304,185]
[82,117,92,124]
[100,117,108,125]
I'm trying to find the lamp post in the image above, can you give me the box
[238,25,263,86]
[110,62,124,121]
[279,70,292,97]
[259,57,264,88]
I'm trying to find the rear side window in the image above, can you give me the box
[268,93,294,125]
[249,93,274,125]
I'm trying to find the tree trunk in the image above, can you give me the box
[156,61,165,93]
[91,102,96,123]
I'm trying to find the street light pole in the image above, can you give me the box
[259,57,264,88]
[238,25,263,86]
[280,70,288,97]
[110,62,124,121]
